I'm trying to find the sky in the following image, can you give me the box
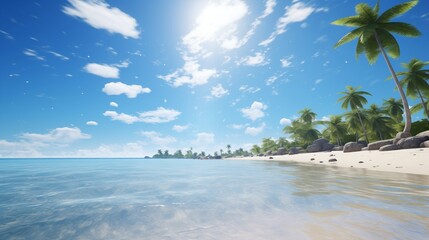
[1,0,428,158]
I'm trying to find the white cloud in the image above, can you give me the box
[280,55,293,68]
[245,123,266,136]
[260,2,315,46]
[195,132,215,144]
[23,49,45,61]
[158,59,217,87]
[182,0,248,54]
[239,85,260,94]
[241,101,267,121]
[84,63,119,78]
[63,0,140,39]
[102,82,151,98]
[103,108,181,124]
[48,51,69,60]
[279,118,291,125]
[266,72,286,86]
[86,121,98,126]
[110,101,119,107]
[0,29,14,40]
[74,142,150,158]
[103,111,139,124]
[140,131,177,145]
[230,124,245,130]
[20,127,90,143]
[237,52,269,66]
[221,0,277,49]
[315,79,323,84]
[211,84,229,98]
[172,124,189,132]
[139,107,181,123]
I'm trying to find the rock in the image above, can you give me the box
[289,147,300,155]
[258,153,264,157]
[416,130,429,138]
[310,158,315,161]
[362,147,368,151]
[393,132,413,144]
[328,158,337,162]
[269,157,273,159]
[321,143,334,151]
[332,146,344,151]
[358,161,364,163]
[276,147,287,155]
[398,136,429,149]
[368,139,394,150]
[357,141,368,148]
[313,138,329,146]
[379,144,400,151]
[307,144,322,153]
[420,140,429,148]
[319,161,324,163]
[265,150,272,156]
[343,142,362,153]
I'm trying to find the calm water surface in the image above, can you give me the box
[0,158,428,240]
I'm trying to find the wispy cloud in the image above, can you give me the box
[0,29,14,40]
[245,123,266,135]
[23,49,45,61]
[260,2,315,46]
[20,127,90,143]
[102,82,151,98]
[241,101,267,121]
[172,124,189,132]
[236,52,269,66]
[140,131,177,145]
[48,51,69,60]
[158,59,217,87]
[103,108,181,124]
[63,0,140,39]
[280,55,293,68]
[110,101,119,107]
[239,85,260,94]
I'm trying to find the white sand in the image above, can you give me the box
[231,148,429,176]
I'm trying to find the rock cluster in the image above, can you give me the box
[306,138,334,153]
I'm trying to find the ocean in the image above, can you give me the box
[0,158,428,239]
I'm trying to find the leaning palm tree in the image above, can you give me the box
[332,0,421,134]
[382,98,404,123]
[298,108,316,124]
[396,58,429,119]
[338,86,371,142]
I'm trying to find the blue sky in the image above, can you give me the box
[1,0,428,157]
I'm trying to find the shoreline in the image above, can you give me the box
[228,148,429,176]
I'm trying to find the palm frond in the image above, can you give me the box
[331,16,366,27]
[380,22,421,37]
[363,35,380,64]
[334,27,365,48]
[378,29,400,59]
[356,40,365,60]
[378,0,418,23]
[355,3,377,21]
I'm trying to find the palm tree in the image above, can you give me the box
[343,109,369,142]
[332,0,421,134]
[251,144,261,155]
[298,108,316,124]
[396,58,429,119]
[338,86,371,142]
[383,98,404,123]
[283,120,320,145]
[226,144,231,155]
[321,115,348,146]
[366,104,396,140]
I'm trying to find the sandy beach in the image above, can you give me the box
[231,148,429,176]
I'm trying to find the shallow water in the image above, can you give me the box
[0,158,428,240]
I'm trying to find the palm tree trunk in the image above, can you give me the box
[417,89,429,119]
[374,31,411,133]
[356,109,369,143]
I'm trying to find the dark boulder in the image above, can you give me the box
[307,144,322,153]
[276,147,287,155]
[343,142,362,153]
[321,143,334,151]
[368,139,394,150]
[398,136,429,149]
[332,146,344,151]
[379,144,400,151]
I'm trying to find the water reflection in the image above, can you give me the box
[0,158,428,239]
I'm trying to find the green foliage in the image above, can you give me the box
[410,119,429,135]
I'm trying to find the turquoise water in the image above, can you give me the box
[0,158,428,240]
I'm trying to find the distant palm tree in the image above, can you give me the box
[298,108,316,124]
[366,104,396,140]
[251,144,261,155]
[226,144,231,155]
[321,115,348,146]
[338,86,371,142]
[283,120,319,145]
[332,0,421,134]
[383,98,404,123]
[220,149,224,156]
[396,58,429,119]
[343,109,369,142]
